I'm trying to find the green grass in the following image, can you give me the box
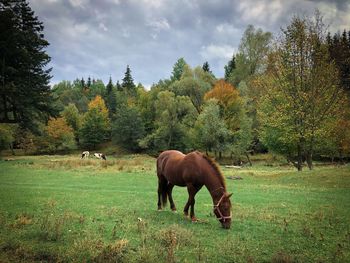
[0,154,349,262]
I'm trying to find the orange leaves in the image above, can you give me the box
[46,117,73,140]
[204,79,241,108]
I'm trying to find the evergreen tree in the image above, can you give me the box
[224,55,236,80]
[87,76,92,87]
[116,80,122,92]
[121,65,136,96]
[0,0,56,131]
[105,77,117,117]
[171,58,187,81]
[80,78,86,89]
[327,30,350,96]
[202,61,210,72]
[111,105,145,151]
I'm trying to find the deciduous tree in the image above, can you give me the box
[258,13,344,170]
[46,117,76,152]
[80,96,110,148]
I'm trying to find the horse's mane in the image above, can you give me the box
[196,151,226,190]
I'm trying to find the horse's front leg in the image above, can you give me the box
[184,184,202,221]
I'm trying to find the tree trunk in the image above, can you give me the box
[245,152,252,166]
[219,151,222,160]
[297,144,303,171]
[306,151,313,170]
[10,143,15,155]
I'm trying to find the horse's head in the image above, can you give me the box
[214,192,232,229]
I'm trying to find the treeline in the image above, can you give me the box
[0,1,349,171]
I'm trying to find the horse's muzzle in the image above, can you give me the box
[221,222,231,229]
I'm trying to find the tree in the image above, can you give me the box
[204,80,243,131]
[46,117,76,152]
[170,58,188,82]
[121,65,136,96]
[258,13,344,171]
[228,25,272,86]
[105,77,117,117]
[0,124,15,152]
[327,30,350,97]
[0,0,56,130]
[224,55,236,81]
[204,79,252,160]
[61,104,81,142]
[139,91,196,152]
[111,105,145,151]
[80,96,110,148]
[116,81,122,92]
[192,100,230,157]
[202,61,211,73]
[87,79,105,100]
[169,66,213,114]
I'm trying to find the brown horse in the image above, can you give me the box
[156,150,232,229]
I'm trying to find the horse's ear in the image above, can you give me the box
[226,193,233,198]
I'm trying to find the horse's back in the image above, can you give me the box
[157,150,204,186]
[157,150,187,185]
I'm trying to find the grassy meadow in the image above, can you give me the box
[0,154,349,262]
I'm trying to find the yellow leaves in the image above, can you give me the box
[88,95,109,118]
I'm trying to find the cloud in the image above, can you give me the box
[200,44,235,61]
[27,0,350,87]
[147,18,170,32]
[98,22,108,32]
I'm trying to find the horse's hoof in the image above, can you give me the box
[157,208,163,211]
[172,210,178,213]
[191,217,198,222]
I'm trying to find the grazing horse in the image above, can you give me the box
[94,153,106,160]
[81,151,89,159]
[157,150,232,229]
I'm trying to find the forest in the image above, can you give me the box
[1,1,350,171]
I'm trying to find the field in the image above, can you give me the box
[0,154,349,263]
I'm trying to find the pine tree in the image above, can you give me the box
[171,58,187,81]
[121,65,136,96]
[116,80,122,92]
[224,55,236,80]
[0,0,56,130]
[87,76,92,87]
[105,77,117,117]
[202,61,210,72]
[328,30,350,96]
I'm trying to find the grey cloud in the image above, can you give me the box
[28,0,349,87]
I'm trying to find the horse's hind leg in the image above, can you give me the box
[167,183,176,211]
[157,175,168,210]
[157,180,163,210]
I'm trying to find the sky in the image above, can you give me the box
[28,0,350,88]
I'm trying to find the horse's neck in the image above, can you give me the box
[205,178,226,204]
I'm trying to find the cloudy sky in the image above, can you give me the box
[28,0,350,88]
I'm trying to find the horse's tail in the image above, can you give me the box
[157,156,168,208]
[158,176,168,208]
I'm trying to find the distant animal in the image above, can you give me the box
[94,153,106,160]
[156,150,232,229]
[81,151,90,159]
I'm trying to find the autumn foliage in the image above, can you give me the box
[46,117,76,151]
[204,79,240,109]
